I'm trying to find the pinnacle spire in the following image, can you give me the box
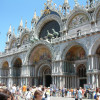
[74,0,79,6]
[8,25,12,33]
[13,27,15,34]
[20,18,23,27]
[33,10,37,19]
[25,20,27,28]
[64,0,68,4]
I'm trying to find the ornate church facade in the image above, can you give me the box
[0,0,100,89]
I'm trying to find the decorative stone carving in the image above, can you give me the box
[97,10,100,20]
[69,14,89,29]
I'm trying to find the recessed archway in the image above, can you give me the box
[64,45,86,73]
[37,64,52,87]
[63,45,87,88]
[12,58,22,86]
[39,20,60,39]
[96,45,100,55]
[28,44,52,86]
[2,61,9,76]
[77,64,87,88]
[1,61,9,86]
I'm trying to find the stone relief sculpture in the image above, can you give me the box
[69,14,89,29]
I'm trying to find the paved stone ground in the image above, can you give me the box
[17,96,95,100]
[50,97,95,100]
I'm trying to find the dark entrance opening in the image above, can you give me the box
[45,75,52,87]
[80,79,87,88]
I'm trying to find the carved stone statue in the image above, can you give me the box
[30,33,39,43]
[90,0,93,7]
[47,30,53,39]
[52,29,59,37]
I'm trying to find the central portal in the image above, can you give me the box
[29,44,52,87]
[45,75,52,87]
[44,68,52,87]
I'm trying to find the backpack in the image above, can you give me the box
[45,92,47,98]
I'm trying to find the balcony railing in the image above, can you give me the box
[51,26,100,44]
[0,43,31,57]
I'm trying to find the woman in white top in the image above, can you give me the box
[25,88,32,100]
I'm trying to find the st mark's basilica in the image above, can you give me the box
[0,0,100,89]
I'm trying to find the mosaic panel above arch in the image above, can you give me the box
[68,13,89,29]
[29,45,52,65]
[65,45,86,61]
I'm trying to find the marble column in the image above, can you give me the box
[96,74,99,87]
[92,74,95,88]
[88,56,91,70]
[75,76,76,88]
[52,76,54,85]
[66,76,67,88]
[68,77,69,89]
[63,76,65,88]
[87,74,90,84]
[8,67,13,88]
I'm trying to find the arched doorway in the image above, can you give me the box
[13,58,22,86]
[96,45,100,87]
[44,68,52,87]
[77,64,87,88]
[38,65,52,87]
[29,44,52,86]
[64,45,87,88]
[1,61,9,85]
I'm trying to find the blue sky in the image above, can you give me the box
[0,0,86,52]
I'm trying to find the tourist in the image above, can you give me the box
[0,88,15,100]
[45,88,50,100]
[33,90,43,100]
[75,89,78,100]
[25,88,32,100]
[11,84,16,96]
[96,88,100,100]
[77,87,82,100]
[22,84,27,97]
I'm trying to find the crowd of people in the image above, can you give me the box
[0,83,100,100]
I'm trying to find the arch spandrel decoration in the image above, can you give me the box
[68,13,89,30]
